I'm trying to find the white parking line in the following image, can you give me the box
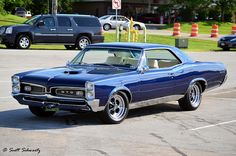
[190,120,236,131]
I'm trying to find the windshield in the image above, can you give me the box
[24,15,40,25]
[70,48,142,69]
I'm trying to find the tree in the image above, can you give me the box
[170,0,211,21]
[0,0,5,14]
[213,0,236,22]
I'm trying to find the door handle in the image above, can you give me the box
[168,73,174,76]
[50,28,56,31]
[67,29,73,31]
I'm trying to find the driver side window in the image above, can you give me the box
[42,17,55,27]
[145,49,181,69]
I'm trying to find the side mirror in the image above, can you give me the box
[66,60,71,66]
[37,20,45,27]
[137,65,149,74]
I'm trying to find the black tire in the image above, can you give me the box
[17,34,31,49]
[76,36,91,50]
[29,106,56,117]
[222,47,230,51]
[5,44,16,49]
[98,92,129,124]
[64,45,76,50]
[134,24,141,30]
[103,24,111,31]
[178,82,202,111]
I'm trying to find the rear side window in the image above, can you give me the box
[57,16,71,27]
[73,17,100,27]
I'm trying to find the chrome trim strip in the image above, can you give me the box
[129,95,183,109]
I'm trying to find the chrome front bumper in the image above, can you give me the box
[13,93,104,112]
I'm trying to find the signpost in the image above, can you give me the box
[112,0,121,41]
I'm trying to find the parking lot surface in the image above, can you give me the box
[0,49,235,156]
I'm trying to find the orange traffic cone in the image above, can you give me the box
[173,23,181,36]
[211,24,219,38]
[190,23,198,37]
[232,25,236,35]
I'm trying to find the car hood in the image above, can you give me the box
[18,66,132,87]
[220,35,236,41]
[3,24,31,29]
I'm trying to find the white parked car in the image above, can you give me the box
[99,15,145,31]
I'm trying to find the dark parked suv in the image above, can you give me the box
[0,14,104,50]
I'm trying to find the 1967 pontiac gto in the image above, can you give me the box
[12,43,227,124]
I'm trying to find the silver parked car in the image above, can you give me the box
[99,15,145,31]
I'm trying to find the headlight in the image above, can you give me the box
[5,27,13,34]
[86,81,94,91]
[12,76,20,84]
[12,75,20,94]
[85,81,95,100]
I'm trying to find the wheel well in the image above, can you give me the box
[118,90,132,103]
[76,33,92,42]
[15,32,32,43]
[196,80,206,92]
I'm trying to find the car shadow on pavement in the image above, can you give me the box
[0,103,180,130]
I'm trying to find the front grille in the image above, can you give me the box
[53,87,85,98]
[21,83,46,95]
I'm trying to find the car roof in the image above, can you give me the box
[87,42,194,63]
[41,14,95,18]
[88,42,174,50]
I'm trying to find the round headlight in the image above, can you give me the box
[12,76,20,84]
[12,85,20,93]
[87,91,94,99]
[86,82,94,91]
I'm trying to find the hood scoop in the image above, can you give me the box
[64,70,81,75]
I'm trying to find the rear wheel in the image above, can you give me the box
[29,106,56,117]
[99,92,129,124]
[76,36,91,50]
[64,45,76,50]
[178,82,202,111]
[103,24,111,31]
[17,34,31,49]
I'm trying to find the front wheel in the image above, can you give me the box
[17,35,31,49]
[178,82,202,111]
[76,36,91,50]
[29,106,56,117]
[99,92,129,124]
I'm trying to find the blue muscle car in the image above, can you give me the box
[12,43,227,124]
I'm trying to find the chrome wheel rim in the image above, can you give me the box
[104,24,110,31]
[79,38,89,49]
[189,84,201,107]
[19,37,29,48]
[108,94,126,121]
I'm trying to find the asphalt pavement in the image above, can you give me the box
[0,49,235,156]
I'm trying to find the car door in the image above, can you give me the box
[136,49,182,101]
[56,16,76,43]
[34,16,58,43]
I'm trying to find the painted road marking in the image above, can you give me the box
[190,120,236,131]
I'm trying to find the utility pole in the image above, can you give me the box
[52,0,57,14]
